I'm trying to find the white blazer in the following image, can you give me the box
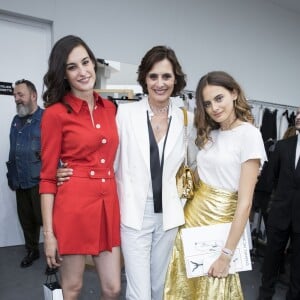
[115,98,197,231]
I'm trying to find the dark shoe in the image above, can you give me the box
[20,250,40,268]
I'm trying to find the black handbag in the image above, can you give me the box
[43,270,63,300]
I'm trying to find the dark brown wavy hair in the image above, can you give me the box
[194,71,254,148]
[137,45,186,96]
[43,35,97,111]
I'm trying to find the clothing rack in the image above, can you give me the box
[108,97,140,101]
[248,99,298,111]
[180,90,195,100]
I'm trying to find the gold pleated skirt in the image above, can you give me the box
[164,180,244,300]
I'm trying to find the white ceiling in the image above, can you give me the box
[268,0,300,14]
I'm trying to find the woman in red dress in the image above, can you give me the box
[40,35,121,300]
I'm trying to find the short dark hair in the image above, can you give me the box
[43,35,97,108]
[15,79,37,94]
[137,45,186,96]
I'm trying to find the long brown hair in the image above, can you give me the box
[43,35,97,111]
[194,71,254,148]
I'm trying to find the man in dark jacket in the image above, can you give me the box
[7,79,43,268]
[258,107,300,300]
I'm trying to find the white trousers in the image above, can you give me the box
[121,200,178,300]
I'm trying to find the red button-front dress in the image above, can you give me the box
[39,92,120,255]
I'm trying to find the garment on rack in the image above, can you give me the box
[248,100,298,138]
[251,105,262,128]
[253,138,276,222]
[279,110,290,140]
[289,111,296,126]
[260,108,277,142]
[172,96,184,108]
[179,91,196,112]
[254,138,276,193]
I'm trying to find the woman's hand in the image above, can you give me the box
[56,162,73,186]
[207,253,231,278]
[44,232,62,268]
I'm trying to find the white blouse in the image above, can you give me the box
[197,122,266,192]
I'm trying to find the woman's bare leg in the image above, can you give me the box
[60,254,86,300]
[93,246,121,300]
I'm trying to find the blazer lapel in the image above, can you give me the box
[164,105,183,160]
[131,100,150,171]
[131,101,184,172]
[296,157,300,173]
[289,136,298,170]
[285,135,300,182]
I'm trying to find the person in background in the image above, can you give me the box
[282,126,297,139]
[164,71,266,299]
[40,35,121,300]
[6,79,43,268]
[258,107,300,300]
[253,125,297,231]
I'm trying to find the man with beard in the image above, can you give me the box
[258,107,300,300]
[6,79,43,268]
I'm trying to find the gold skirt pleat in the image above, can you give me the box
[164,181,244,300]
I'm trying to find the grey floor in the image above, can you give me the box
[0,244,288,300]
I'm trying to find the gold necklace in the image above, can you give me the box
[220,117,237,131]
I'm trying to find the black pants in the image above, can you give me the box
[259,225,300,300]
[16,185,42,251]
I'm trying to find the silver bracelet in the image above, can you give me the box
[221,247,234,257]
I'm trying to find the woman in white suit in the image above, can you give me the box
[115,45,196,300]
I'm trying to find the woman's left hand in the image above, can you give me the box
[56,162,73,186]
[207,253,231,278]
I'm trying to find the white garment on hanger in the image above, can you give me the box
[171,96,184,108]
[276,108,285,140]
[251,104,262,128]
[258,106,264,129]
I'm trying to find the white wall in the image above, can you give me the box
[0,0,299,106]
[0,14,51,246]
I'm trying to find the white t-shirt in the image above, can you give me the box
[197,122,266,192]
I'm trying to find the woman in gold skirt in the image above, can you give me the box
[164,71,266,299]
